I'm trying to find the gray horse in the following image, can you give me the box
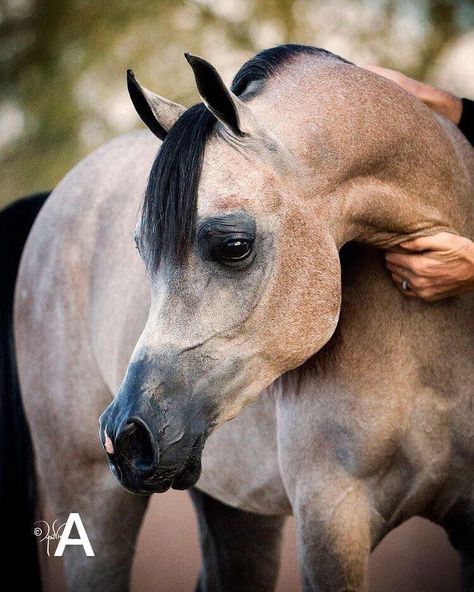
[10,45,473,592]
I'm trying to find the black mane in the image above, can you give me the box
[140,45,350,271]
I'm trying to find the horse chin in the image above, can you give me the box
[171,457,202,490]
[112,459,202,494]
[108,460,174,495]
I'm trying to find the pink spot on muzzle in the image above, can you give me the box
[104,429,115,455]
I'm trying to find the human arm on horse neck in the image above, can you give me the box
[365,65,474,301]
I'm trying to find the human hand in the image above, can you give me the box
[385,233,474,301]
[365,65,463,125]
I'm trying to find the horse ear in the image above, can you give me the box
[184,53,249,137]
[127,70,186,140]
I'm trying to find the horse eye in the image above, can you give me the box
[215,238,253,263]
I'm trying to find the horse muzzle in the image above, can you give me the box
[99,403,208,495]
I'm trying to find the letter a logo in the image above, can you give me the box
[54,513,95,557]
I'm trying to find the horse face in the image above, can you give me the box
[99,154,341,494]
[99,54,341,494]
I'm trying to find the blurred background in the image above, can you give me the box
[1,0,474,206]
[2,1,473,590]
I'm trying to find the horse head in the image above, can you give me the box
[99,45,464,494]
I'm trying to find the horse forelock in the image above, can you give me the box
[140,103,214,272]
[140,44,350,272]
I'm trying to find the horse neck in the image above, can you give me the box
[331,119,474,250]
[260,58,473,250]
[265,58,473,397]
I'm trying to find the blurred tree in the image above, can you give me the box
[0,0,473,205]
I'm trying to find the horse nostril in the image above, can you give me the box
[115,419,156,472]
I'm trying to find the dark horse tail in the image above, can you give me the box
[0,192,49,592]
